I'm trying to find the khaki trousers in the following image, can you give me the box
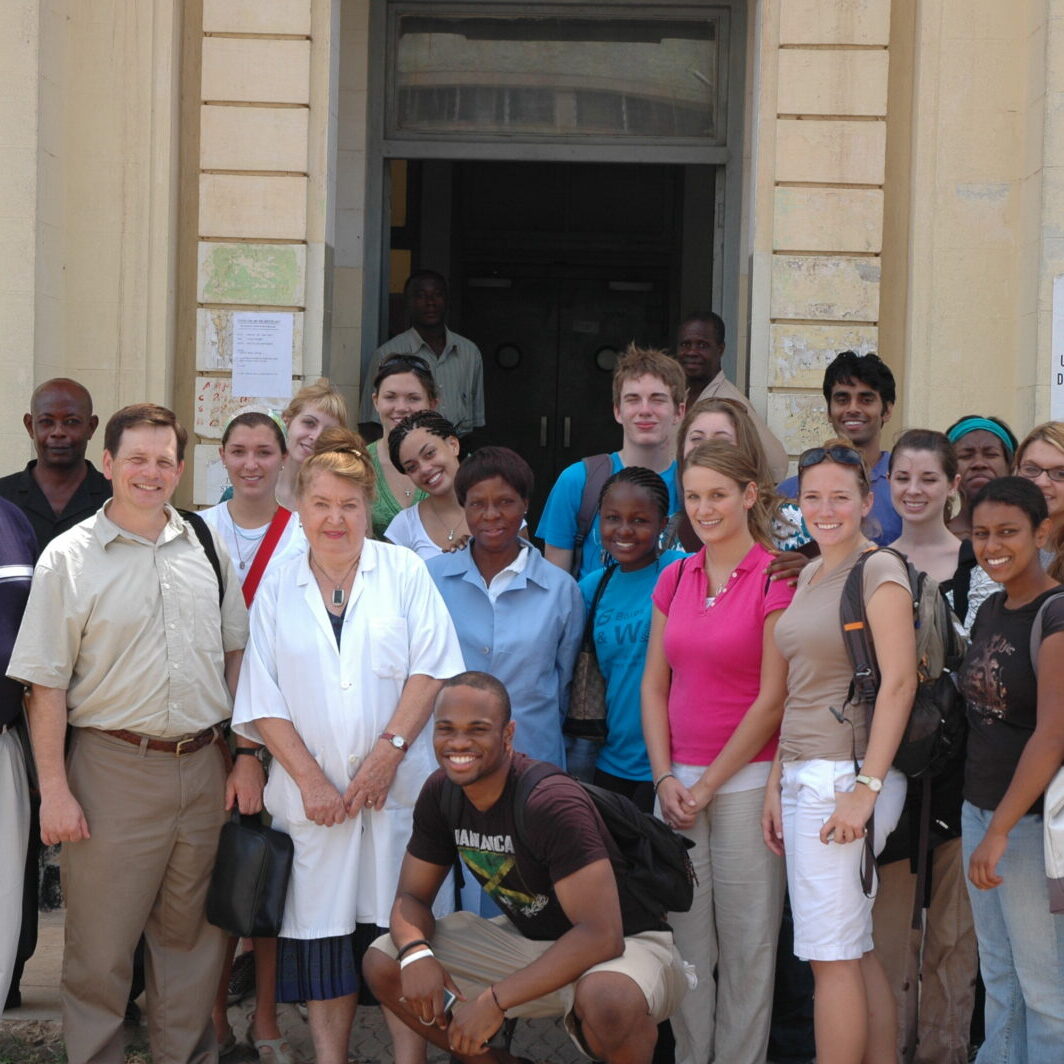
[0,727,30,1011]
[61,728,228,1064]
[872,837,978,1064]
[666,785,786,1064]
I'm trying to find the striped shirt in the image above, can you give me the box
[360,326,485,436]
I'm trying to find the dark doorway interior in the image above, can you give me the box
[389,159,715,517]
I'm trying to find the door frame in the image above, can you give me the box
[359,0,747,385]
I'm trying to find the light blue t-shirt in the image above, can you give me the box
[579,550,687,781]
[537,454,682,580]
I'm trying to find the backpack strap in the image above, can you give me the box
[439,777,467,891]
[839,548,881,706]
[571,454,615,576]
[950,539,977,624]
[180,509,224,607]
[512,761,567,863]
[1029,592,1064,671]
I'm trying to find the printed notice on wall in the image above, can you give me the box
[1054,276,1064,420]
[232,312,294,399]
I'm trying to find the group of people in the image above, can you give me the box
[0,291,1063,1064]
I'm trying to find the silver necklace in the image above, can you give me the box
[229,508,268,570]
[310,554,362,608]
[425,499,463,543]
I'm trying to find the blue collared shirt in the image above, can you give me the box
[426,542,585,768]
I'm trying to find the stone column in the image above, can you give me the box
[750,0,893,464]
[191,0,337,502]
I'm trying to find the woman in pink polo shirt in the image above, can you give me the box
[642,440,794,1064]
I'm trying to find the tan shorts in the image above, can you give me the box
[371,911,690,1057]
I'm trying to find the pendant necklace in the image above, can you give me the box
[229,507,268,570]
[426,499,462,543]
[311,554,362,608]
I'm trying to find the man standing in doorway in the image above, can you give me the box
[675,312,788,481]
[8,403,261,1064]
[776,350,901,546]
[537,345,686,581]
[361,270,486,443]
[0,378,112,550]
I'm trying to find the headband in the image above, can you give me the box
[223,406,288,441]
[946,417,1015,455]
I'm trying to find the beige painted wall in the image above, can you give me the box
[0,0,184,472]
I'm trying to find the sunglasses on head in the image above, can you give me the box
[798,444,864,471]
[380,355,432,374]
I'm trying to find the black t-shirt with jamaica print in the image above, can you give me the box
[409,753,666,940]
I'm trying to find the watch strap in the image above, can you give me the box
[381,731,409,751]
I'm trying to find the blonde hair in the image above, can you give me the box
[797,437,872,496]
[677,398,772,484]
[297,426,375,503]
[1017,421,1064,579]
[683,440,775,551]
[283,379,349,428]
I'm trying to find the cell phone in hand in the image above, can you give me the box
[442,987,457,1018]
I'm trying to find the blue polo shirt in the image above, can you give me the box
[777,449,900,547]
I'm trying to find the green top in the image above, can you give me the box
[370,441,427,539]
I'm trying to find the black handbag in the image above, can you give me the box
[206,810,294,938]
[563,565,616,741]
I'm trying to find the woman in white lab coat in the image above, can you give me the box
[233,427,464,1064]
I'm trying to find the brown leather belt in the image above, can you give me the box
[103,726,219,756]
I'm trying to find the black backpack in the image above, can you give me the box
[441,761,696,917]
[840,547,969,780]
[570,454,615,577]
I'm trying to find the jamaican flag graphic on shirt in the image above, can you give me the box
[456,833,549,918]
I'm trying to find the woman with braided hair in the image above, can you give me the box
[577,466,685,809]
[385,411,469,558]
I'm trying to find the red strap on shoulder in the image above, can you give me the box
[242,506,292,606]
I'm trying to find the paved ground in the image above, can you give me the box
[1,910,583,1063]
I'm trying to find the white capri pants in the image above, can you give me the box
[781,759,906,962]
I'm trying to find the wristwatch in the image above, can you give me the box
[855,773,883,793]
[234,747,265,763]
[381,732,409,752]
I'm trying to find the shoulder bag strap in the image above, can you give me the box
[180,509,224,607]
[580,564,617,651]
[241,506,292,607]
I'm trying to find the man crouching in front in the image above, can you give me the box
[364,670,688,1064]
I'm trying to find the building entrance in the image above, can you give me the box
[388,158,715,515]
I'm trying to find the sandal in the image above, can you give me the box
[249,1031,296,1064]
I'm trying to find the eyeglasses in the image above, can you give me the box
[1018,461,1064,484]
[798,445,864,470]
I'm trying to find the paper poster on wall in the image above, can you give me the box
[232,312,294,399]
[1053,276,1064,421]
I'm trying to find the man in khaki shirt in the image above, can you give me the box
[675,312,789,482]
[8,403,261,1064]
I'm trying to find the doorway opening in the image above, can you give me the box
[385,158,717,514]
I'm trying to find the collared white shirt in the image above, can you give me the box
[232,538,464,935]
